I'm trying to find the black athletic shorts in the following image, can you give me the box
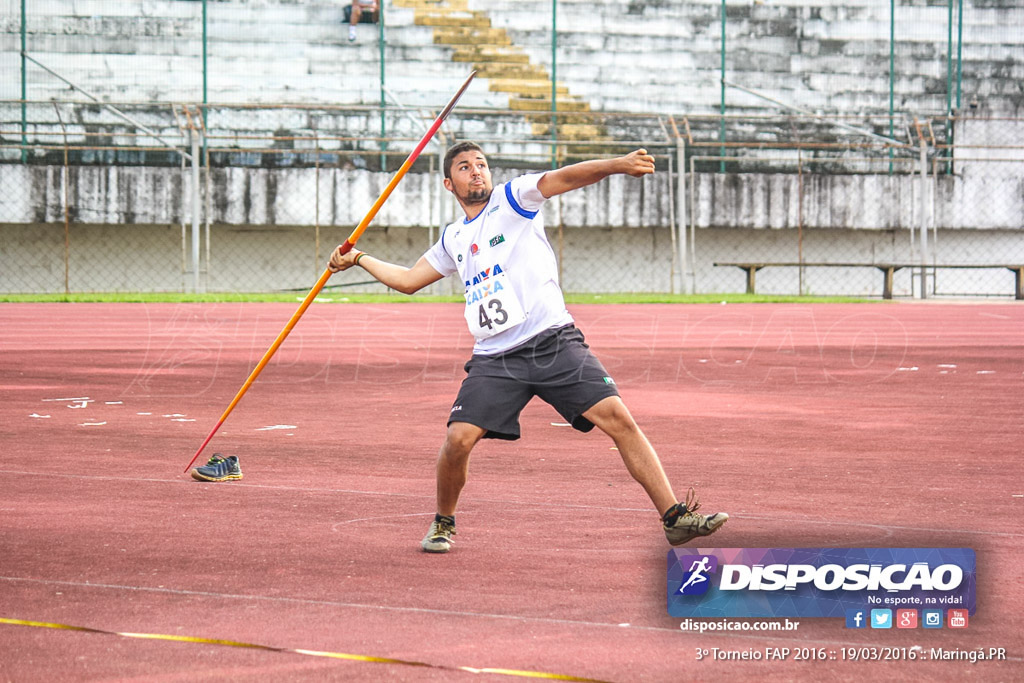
[448,324,620,440]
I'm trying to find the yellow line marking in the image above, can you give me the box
[1,617,611,682]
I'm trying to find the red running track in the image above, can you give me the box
[0,302,1021,681]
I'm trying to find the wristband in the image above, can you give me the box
[354,252,367,267]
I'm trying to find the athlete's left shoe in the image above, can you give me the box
[191,453,243,482]
[421,514,456,553]
[663,488,728,546]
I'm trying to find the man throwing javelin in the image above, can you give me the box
[329,142,728,553]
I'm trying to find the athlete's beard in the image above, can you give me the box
[459,186,492,210]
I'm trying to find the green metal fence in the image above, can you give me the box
[7,0,1016,172]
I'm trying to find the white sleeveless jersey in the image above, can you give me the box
[423,173,574,355]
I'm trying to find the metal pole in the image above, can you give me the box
[315,130,321,278]
[689,155,697,294]
[719,0,726,173]
[20,0,27,163]
[180,153,187,293]
[677,138,689,294]
[551,4,559,161]
[202,0,208,141]
[379,4,387,171]
[798,149,805,295]
[931,153,939,267]
[956,0,964,112]
[434,148,444,294]
[919,138,929,299]
[205,141,211,289]
[945,0,953,173]
[667,152,677,295]
[54,104,70,294]
[191,129,201,294]
[950,0,964,177]
[888,0,895,174]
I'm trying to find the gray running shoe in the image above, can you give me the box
[663,488,728,546]
[190,453,242,482]
[421,515,456,553]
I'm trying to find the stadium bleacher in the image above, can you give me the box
[5,0,1022,114]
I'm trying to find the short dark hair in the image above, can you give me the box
[443,141,485,180]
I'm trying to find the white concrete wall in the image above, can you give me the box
[4,162,1020,232]
[3,163,1021,296]
[4,219,1021,297]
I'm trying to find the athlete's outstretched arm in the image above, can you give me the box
[329,250,444,295]
[537,148,654,198]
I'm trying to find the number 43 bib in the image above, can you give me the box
[463,271,527,340]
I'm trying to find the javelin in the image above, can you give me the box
[183,71,476,473]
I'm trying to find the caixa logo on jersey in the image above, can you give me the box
[667,548,976,618]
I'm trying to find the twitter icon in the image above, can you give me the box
[870,609,892,629]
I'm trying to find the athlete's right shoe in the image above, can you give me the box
[191,453,243,482]
[421,515,456,553]
[663,488,728,546]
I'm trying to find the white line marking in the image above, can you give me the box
[256,425,297,431]
[1,575,1017,658]
[28,414,51,419]
[104,401,124,405]
[42,397,90,402]
[0,469,1020,538]
[330,512,448,531]
[78,422,107,427]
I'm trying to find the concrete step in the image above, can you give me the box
[433,27,512,46]
[393,0,470,10]
[451,46,530,64]
[510,96,590,113]
[470,62,549,80]
[529,122,607,141]
[489,79,568,97]
[414,10,490,28]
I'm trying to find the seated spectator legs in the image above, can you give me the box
[349,0,379,42]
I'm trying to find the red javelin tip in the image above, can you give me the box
[183,419,225,473]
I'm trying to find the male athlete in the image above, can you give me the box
[329,142,728,553]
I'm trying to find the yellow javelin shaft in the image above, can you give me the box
[184,71,476,473]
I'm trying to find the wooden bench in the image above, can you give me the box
[713,262,1024,300]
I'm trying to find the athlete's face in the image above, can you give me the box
[445,150,492,208]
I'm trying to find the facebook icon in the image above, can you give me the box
[845,609,867,629]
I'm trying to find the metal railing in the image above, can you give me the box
[1,101,1021,298]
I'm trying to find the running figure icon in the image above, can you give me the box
[678,556,713,593]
